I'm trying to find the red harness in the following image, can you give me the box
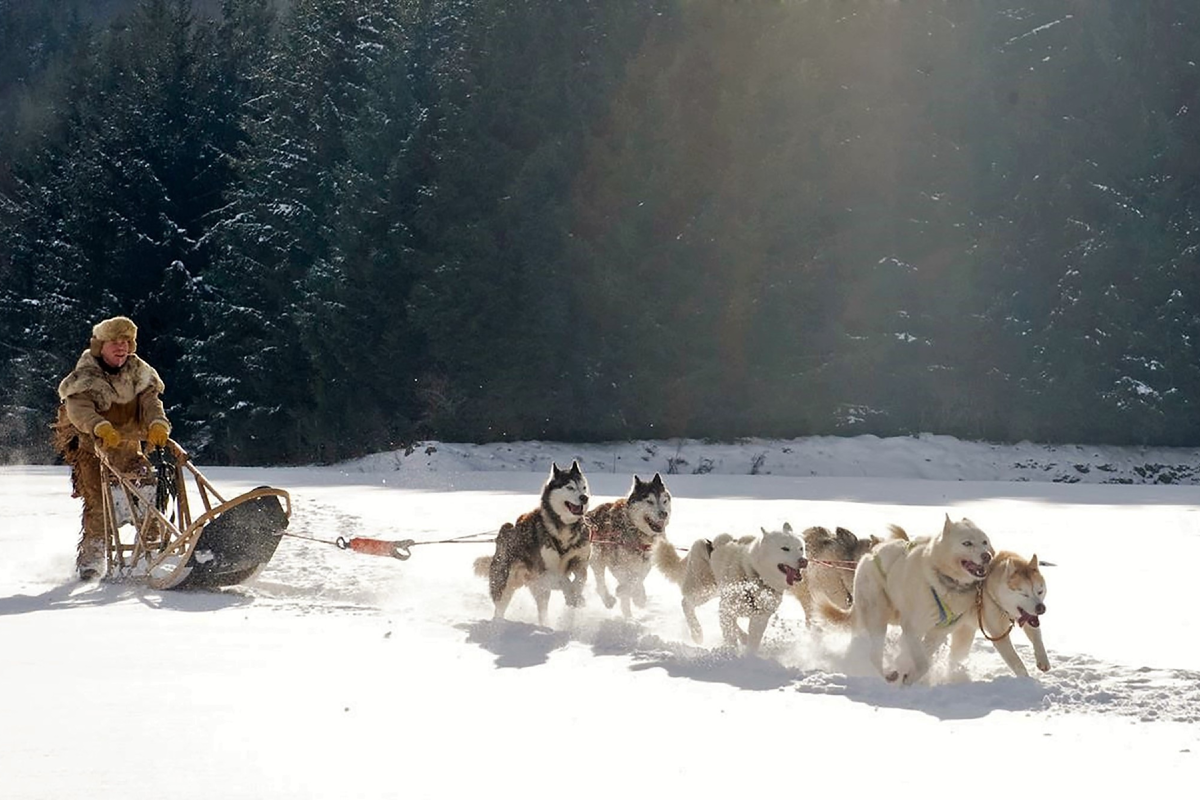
[587,526,653,551]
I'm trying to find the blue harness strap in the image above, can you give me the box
[930,586,963,628]
[874,549,963,628]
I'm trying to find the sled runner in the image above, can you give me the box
[97,440,291,590]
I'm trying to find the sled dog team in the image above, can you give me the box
[474,461,1051,684]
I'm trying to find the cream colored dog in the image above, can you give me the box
[655,523,807,655]
[821,515,994,685]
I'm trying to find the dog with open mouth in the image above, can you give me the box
[654,522,807,655]
[819,515,994,685]
[949,550,1050,676]
[473,460,591,625]
[586,473,671,619]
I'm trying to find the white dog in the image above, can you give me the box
[655,523,807,654]
[949,550,1049,676]
[821,515,994,685]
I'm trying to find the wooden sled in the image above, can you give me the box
[97,439,291,590]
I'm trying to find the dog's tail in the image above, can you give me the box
[816,597,852,627]
[475,522,514,578]
[652,538,687,584]
[887,524,909,542]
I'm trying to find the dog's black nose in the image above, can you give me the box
[798,557,809,569]
[580,495,589,505]
[1036,603,1046,615]
[980,551,992,564]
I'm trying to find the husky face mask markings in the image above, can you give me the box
[472,460,592,626]
[587,474,672,618]
[544,462,589,526]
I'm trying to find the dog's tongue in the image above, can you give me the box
[778,564,803,586]
[1018,610,1041,628]
[567,502,583,516]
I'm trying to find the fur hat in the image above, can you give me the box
[89,315,138,357]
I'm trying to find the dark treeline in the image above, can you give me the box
[2,0,1199,465]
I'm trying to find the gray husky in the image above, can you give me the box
[473,461,591,625]
[586,473,671,618]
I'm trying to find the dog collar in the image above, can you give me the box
[978,586,1017,642]
[935,569,976,594]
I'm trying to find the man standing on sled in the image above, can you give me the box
[53,315,172,580]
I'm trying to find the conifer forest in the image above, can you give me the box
[2,0,1198,465]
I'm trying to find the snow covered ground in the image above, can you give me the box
[3,434,1199,799]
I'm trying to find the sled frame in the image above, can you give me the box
[97,439,291,590]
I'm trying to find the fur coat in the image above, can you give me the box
[57,350,169,441]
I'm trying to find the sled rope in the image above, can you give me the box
[283,529,496,561]
[808,558,860,571]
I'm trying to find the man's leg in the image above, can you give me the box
[73,448,108,580]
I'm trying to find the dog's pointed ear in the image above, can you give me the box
[761,527,768,536]
[569,459,582,475]
[1030,554,1039,570]
[550,461,561,476]
[633,474,645,488]
[783,522,792,535]
[943,514,953,534]
[836,526,856,548]
[651,472,664,488]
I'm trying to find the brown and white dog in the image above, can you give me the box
[950,550,1050,676]
[586,473,671,618]
[473,461,591,625]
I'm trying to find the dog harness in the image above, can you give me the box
[929,586,963,629]
[586,527,653,552]
[872,552,964,629]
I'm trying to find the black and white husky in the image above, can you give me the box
[585,473,671,618]
[473,461,591,625]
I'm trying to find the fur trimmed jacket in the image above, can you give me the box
[57,349,169,441]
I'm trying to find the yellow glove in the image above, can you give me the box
[93,421,121,449]
[147,420,170,448]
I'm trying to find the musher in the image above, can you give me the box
[53,315,172,580]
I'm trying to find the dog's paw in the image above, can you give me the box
[1037,659,1051,672]
[600,594,616,609]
